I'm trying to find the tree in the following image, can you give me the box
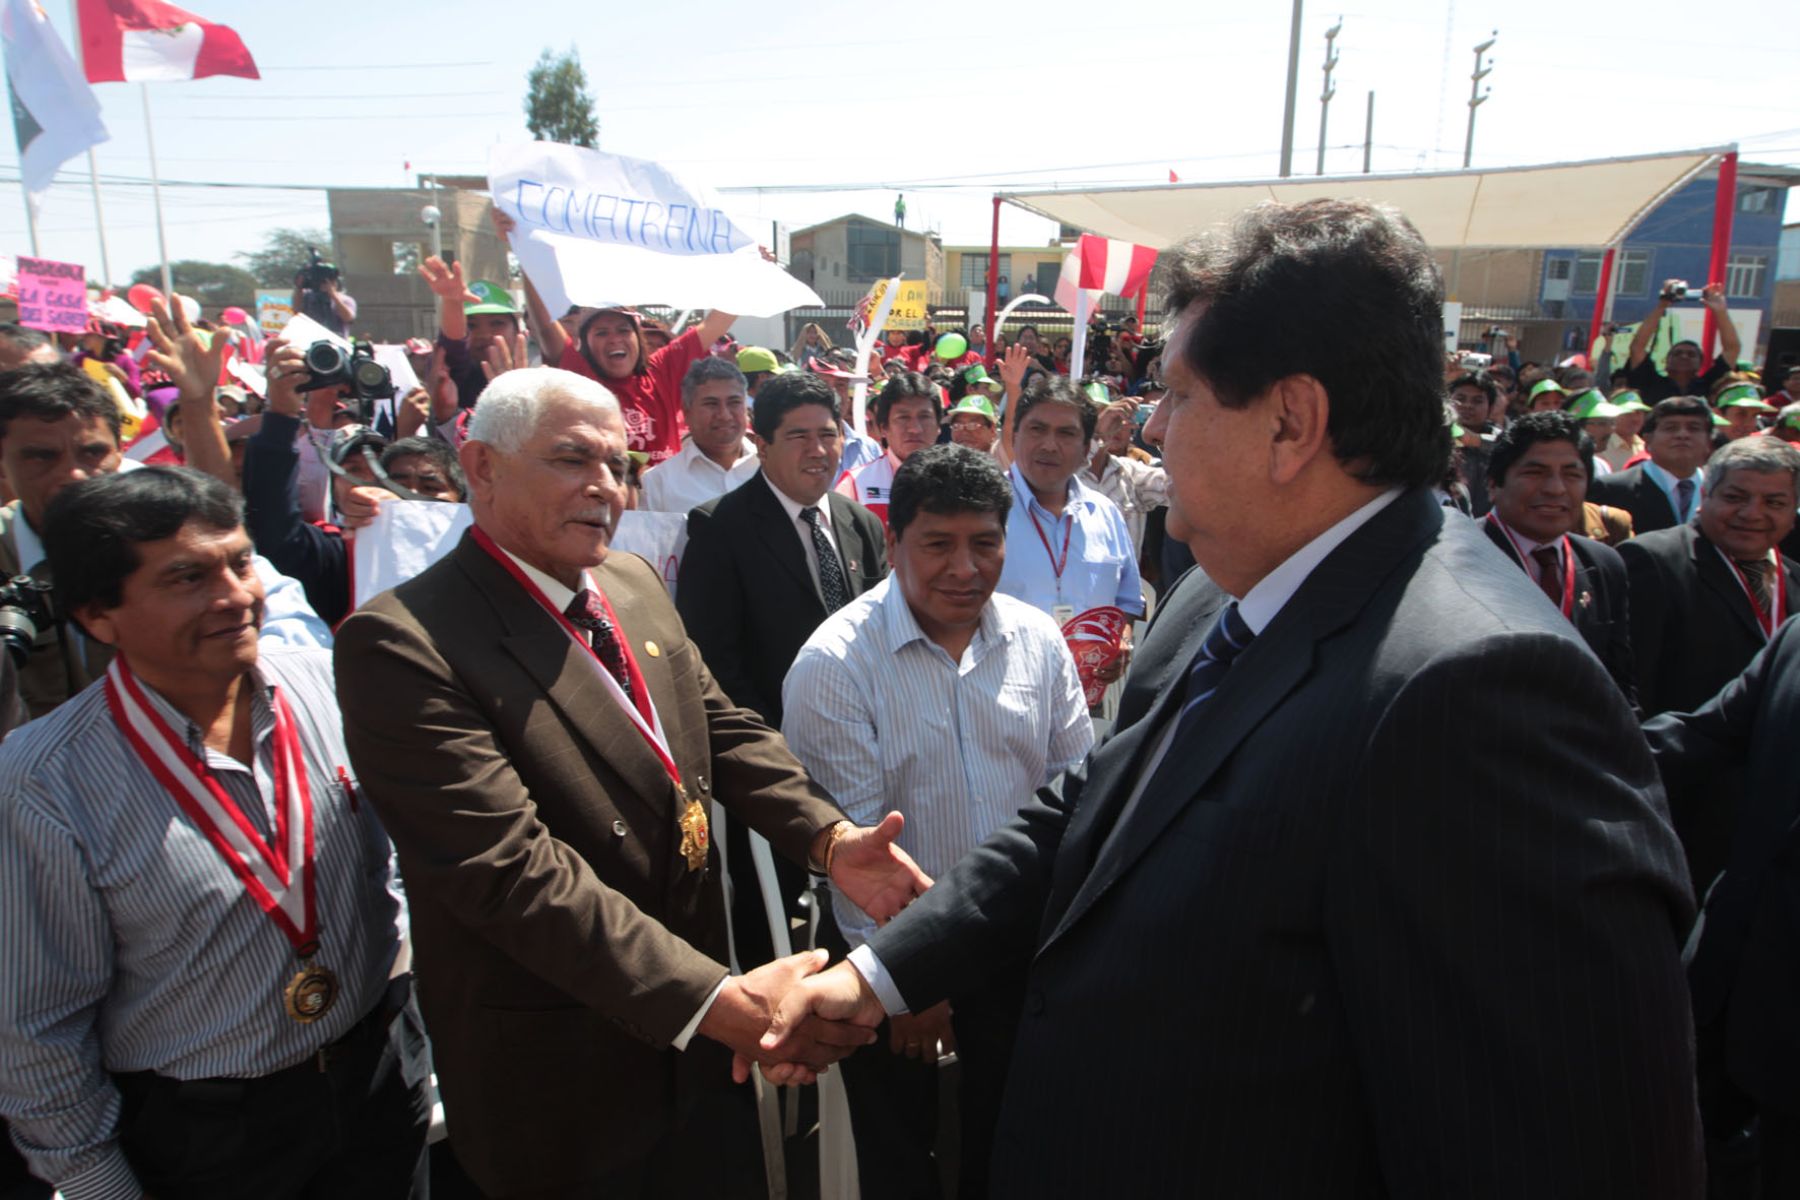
[524,47,599,148]
[236,227,333,287]
[130,261,259,314]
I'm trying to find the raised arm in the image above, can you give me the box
[144,300,234,490]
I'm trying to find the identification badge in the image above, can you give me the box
[1052,604,1075,626]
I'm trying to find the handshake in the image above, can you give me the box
[697,811,933,1085]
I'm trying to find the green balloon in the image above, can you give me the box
[935,333,969,360]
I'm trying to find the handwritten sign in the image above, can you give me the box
[15,256,88,335]
[487,142,823,320]
[867,279,929,331]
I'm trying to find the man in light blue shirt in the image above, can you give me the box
[783,444,1091,1200]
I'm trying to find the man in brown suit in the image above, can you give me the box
[334,366,929,1199]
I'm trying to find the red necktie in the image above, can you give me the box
[564,590,636,706]
[1530,546,1562,608]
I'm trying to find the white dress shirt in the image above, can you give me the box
[783,578,1093,948]
[848,486,1404,1013]
[765,482,851,604]
[638,437,760,515]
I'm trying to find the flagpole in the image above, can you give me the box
[66,0,112,284]
[19,183,39,256]
[138,83,173,299]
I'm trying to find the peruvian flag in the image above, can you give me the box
[77,0,258,82]
[1053,233,1159,314]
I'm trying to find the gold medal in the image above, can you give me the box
[677,783,709,872]
[284,962,340,1023]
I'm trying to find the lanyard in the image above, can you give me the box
[470,526,683,790]
[1714,545,1787,640]
[105,656,320,957]
[1027,503,1073,592]
[1486,513,1575,620]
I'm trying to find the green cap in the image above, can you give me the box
[1450,421,1467,440]
[947,394,998,424]
[464,280,519,316]
[1710,409,1731,428]
[1083,381,1112,406]
[1528,378,1567,399]
[960,364,1002,391]
[1714,383,1776,412]
[1610,390,1651,414]
[1569,389,1623,421]
[736,347,780,375]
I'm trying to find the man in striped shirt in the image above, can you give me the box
[0,468,423,1200]
[784,444,1093,1199]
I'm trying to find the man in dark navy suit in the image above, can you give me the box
[761,199,1703,1198]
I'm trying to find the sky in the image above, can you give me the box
[4,0,1797,286]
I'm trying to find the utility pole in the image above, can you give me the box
[1316,18,1342,176]
[1463,33,1496,169]
[1362,91,1375,173]
[1278,0,1304,177]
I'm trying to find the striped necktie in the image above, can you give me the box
[1168,602,1256,744]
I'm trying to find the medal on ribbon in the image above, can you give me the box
[105,656,337,1023]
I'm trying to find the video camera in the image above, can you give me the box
[0,575,55,668]
[297,246,341,292]
[1660,279,1700,303]
[298,339,394,424]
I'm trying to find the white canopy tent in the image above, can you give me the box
[999,147,1728,251]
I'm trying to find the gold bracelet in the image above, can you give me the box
[819,820,851,875]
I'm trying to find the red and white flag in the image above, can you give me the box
[1053,233,1159,315]
[77,0,258,83]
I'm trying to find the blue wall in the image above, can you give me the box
[1542,175,1784,331]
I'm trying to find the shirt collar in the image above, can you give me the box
[1643,459,1703,489]
[10,506,44,573]
[767,476,835,525]
[674,436,757,473]
[1235,487,1404,635]
[876,574,1007,660]
[133,661,277,767]
[1009,461,1088,519]
[495,543,593,614]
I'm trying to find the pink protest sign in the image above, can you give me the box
[15,257,89,336]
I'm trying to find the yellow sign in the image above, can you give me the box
[868,279,930,331]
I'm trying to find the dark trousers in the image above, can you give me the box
[115,993,430,1199]
[1697,1018,1800,1200]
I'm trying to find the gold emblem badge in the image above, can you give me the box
[677,784,709,871]
[644,640,660,658]
[284,962,340,1023]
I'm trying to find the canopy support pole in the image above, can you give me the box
[1701,149,1737,361]
[1587,246,1617,362]
[985,195,1001,367]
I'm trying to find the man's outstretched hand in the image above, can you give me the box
[698,949,877,1085]
[758,960,887,1085]
[823,812,932,925]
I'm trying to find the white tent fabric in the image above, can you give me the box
[1002,148,1725,250]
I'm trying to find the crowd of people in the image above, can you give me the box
[0,193,1796,1200]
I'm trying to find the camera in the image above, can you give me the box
[1459,351,1493,370]
[298,339,394,422]
[1661,279,1698,302]
[297,246,341,292]
[0,575,55,668]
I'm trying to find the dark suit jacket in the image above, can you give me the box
[1645,618,1800,1114]
[0,501,109,719]
[334,533,842,1194]
[866,488,1702,1198]
[1587,463,1692,534]
[1479,520,1638,711]
[1617,524,1800,720]
[676,470,886,726]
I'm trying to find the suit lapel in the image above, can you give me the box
[1481,517,1527,570]
[747,473,828,608]
[1643,471,1680,527]
[1691,529,1765,644]
[1039,489,1444,954]
[456,538,673,819]
[828,494,873,592]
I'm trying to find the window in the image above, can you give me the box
[845,222,900,279]
[959,253,1009,292]
[1739,187,1774,214]
[1546,257,1572,282]
[1572,252,1604,295]
[1726,253,1769,298]
[1618,249,1650,295]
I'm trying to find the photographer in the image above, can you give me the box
[290,249,357,337]
[1626,281,1740,403]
